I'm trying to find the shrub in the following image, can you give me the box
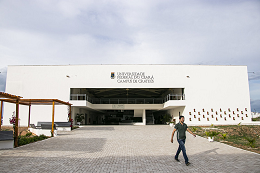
[33,136,39,141]
[18,136,29,146]
[191,127,197,132]
[209,131,220,137]
[205,131,220,138]
[25,132,32,137]
[18,134,49,146]
[221,133,227,140]
[38,134,48,140]
[244,137,256,148]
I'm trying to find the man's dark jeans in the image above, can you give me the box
[175,139,189,163]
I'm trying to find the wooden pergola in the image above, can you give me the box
[0,92,72,147]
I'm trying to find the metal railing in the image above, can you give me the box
[70,94,185,104]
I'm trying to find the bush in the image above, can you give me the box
[38,134,48,140]
[18,136,28,146]
[221,133,227,140]
[209,131,220,137]
[18,134,49,146]
[191,127,197,132]
[205,131,220,138]
[244,136,256,148]
[33,136,39,141]
[26,132,32,137]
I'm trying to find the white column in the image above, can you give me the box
[143,109,146,125]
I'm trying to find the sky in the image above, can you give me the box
[0,0,260,112]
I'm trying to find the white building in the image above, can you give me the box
[2,64,251,126]
[251,112,260,118]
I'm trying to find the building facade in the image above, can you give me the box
[2,64,251,126]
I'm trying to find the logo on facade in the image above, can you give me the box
[111,72,115,79]
[111,72,154,83]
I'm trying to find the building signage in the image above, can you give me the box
[111,72,154,83]
[112,104,125,109]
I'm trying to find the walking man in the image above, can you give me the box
[170,116,196,166]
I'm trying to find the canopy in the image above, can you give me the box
[0,92,72,147]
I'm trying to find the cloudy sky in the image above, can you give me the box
[0,0,260,111]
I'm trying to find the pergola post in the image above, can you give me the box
[51,101,55,136]
[0,101,3,131]
[14,99,19,147]
[28,104,31,128]
[69,105,72,120]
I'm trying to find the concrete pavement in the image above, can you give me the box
[0,125,259,173]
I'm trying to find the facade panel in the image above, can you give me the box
[3,65,251,126]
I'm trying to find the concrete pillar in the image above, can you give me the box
[143,109,146,125]
[134,109,143,117]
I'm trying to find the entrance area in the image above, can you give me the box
[70,88,186,125]
[72,108,174,125]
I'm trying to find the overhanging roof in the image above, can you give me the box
[0,92,72,106]
[20,99,72,105]
[0,98,72,106]
[0,92,22,99]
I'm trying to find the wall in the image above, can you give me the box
[3,65,251,126]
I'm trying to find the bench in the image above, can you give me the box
[55,122,71,131]
[29,122,58,137]
[37,122,71,131]
[41,123,57,130]
[0,131,14,149]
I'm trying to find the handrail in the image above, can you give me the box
[70,94,185,104]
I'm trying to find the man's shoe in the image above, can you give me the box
[186,162,190,166]
[175,158,180,162]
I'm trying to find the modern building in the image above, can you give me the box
[2,64,251,126]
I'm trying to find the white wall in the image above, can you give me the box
[3,65,251,126]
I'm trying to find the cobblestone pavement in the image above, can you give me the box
[0,125,260,173]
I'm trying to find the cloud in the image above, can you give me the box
[0,0,259,102]
[250,100,260,112]
[0,0,260,67]
[248,72,260,81]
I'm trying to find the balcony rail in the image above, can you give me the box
[70,94,185,104]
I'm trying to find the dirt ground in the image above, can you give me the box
[193,125,260,154]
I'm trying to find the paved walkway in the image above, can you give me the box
[0,125,260,173]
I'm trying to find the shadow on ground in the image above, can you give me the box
[17,138,107,152]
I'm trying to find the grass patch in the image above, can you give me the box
[191,125,260,154]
